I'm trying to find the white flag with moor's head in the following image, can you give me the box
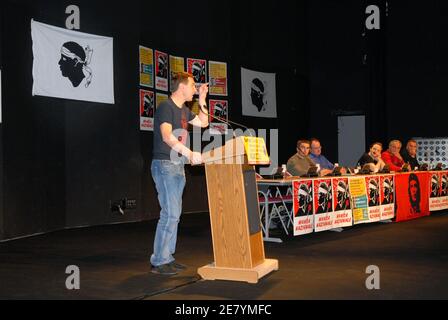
[31,19,114,104]
[241,67,277,118]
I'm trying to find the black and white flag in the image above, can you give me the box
[31,19,114,104]
[241,67,276,118]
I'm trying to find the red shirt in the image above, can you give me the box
[381,150,404,171]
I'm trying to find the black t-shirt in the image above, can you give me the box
[401,151,420,170]
[358,153,377,166]
[152,98,196,160]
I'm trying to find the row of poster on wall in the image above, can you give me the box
[138,46,229,134]
[290,171,448,236]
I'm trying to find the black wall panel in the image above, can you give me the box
[0,0,305,239]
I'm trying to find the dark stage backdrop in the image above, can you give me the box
[0,0,304,240]
[2,0,447,240]
[386,1,448,140]
[308,0,448,158]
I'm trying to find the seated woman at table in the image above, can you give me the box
[357,142,386,173]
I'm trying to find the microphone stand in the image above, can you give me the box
[199,105,254,137]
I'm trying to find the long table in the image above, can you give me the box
[256,170,448,242]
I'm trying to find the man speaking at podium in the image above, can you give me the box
[150,71,209,275]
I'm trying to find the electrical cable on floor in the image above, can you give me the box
[130,275,203,300]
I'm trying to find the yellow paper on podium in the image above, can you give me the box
[243,137,270,164]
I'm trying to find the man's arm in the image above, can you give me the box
[381,151,402,171]
[188,83,209,128]
[160,122,202,164]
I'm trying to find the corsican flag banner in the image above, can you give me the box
[241,67,277,118]
[31,19,114,104]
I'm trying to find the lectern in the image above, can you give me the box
[197,136,279,283]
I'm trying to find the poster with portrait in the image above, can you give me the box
[208,61,227,96]
[31,19,114,104]
[169,55,184,91]
[395,172,430,222]
[429,171,448,211]
[293,180,314,236]
[241,67,277,118]
[139,89,154,131]
[156,92,168,109]
[313,178,334,232]
[380,174,395,220]
[366,176,381,222]
[349,176,369,224]
[430,172,440,199]
[187,58,207,88]
[209,99,228,135]
[332,177,353,228]
[155,50,168,91]
[439,171,448,210]
[139,46,153,88]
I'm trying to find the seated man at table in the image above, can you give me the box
[401,139,420,170]
[309,138,345,175]
[287,139,317,177]
[382,140,411,172]
[357,142,386,173]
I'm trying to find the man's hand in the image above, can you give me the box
[190,151,203,165]
[320,168,333,176]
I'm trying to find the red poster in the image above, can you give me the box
[187,58,207,85]
[139,89,154,118]
[332,177,352,228]
[380,174,395,220]
[380,175,394,205]
[366,176,381,222]
[366,176,380,207]
[155,50,168,91]
[209,99,228,122]
[313,179,334,232]
[139,89,154,131]
[332,178,351,211]
[293,180,314,235]
[441,172,448,196]
[430,172,441,198]
[429,171,448,211]
[293,180,314,217]
[395,172,430,222]
[313,179,333,214]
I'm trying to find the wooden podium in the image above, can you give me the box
[197,136,279,283]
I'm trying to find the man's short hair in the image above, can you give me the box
[297,139,311,149]
[370,142,383,149]
[407,139,417,147]
[310,138,320,145]
[389,139,402,148]
[171,71,193,92]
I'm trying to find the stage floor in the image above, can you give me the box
[1,211,448,300]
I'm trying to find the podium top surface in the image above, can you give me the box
[202,136,270,165]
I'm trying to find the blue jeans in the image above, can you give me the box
[150,160,186,267]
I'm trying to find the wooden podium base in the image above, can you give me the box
[197,259,279,284]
